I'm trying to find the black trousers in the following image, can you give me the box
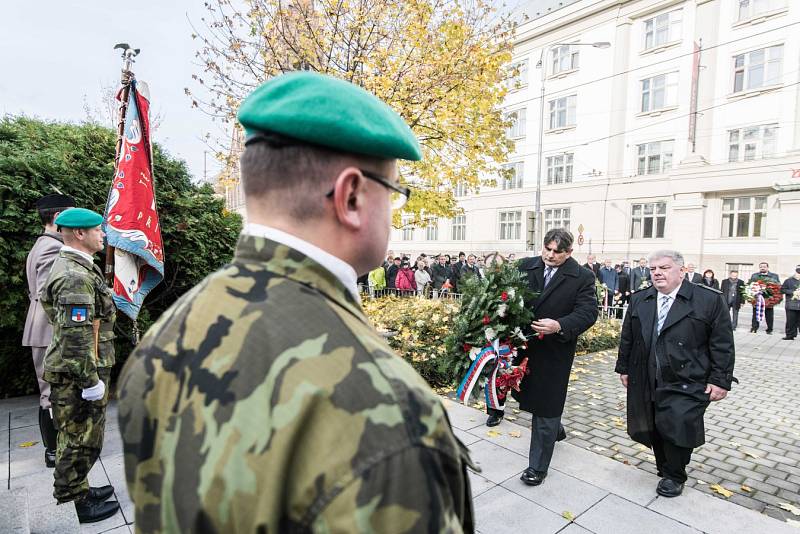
[751,306,774,332]
[529,415,564,473]
[786,309,800,339]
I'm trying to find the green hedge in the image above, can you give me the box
[0,116,242,398]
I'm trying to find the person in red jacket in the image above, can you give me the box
[395,260,417,295]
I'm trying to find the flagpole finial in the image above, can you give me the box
[114,43,140,74]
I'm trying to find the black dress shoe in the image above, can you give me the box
[486,413,503,427]
[656,478,684,497]
[520,468,547,486]
[75,498,120,524]
[782,336,795,340]
[766,330,773,335]
[88,485,115,502]
[557,425,567,442]
[44,449,56,468]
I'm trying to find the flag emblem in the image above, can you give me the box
[71,307,87,323]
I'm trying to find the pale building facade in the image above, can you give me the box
[388,0,800,280]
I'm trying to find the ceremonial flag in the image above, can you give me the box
[104,79,164,320]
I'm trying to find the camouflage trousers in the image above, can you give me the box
[49,368,111,503]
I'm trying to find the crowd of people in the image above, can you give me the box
[361,250,516,297]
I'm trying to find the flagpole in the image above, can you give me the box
[105,43,140,287]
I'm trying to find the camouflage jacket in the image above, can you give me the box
[118,235,474,533]
[40,249,116,387]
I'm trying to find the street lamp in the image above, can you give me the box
[533,41,611,249]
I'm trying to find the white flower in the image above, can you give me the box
[519,296,524,307]
[497,304,507,317]
[508,288,516,299]
[416,319,425,327]
[513,326,526,341]
[469,346,481,361]
[485,327,497,342]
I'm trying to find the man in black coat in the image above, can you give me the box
[749,262,781,334]
[616,250,735,498]
[507,229,598,486]
[582,254,600,277]
[683,263,702,284]
[780,265,800,340]
[631,257,651,292]
[720,270,745,329]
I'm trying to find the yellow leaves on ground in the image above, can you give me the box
[486,430,502,438]
[779,503,800,516]
[710,484,734,498]
[562,511,576,521]
[740,485,753,492]
[508,430,521,438]
[18,441,38,448]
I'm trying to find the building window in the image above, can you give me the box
[499,211,522,240]
[728,124,777,162]
[733,45,783,93]
[737,0,786,22]
[641,72,678,112]
[548,95,576,130]
[425,219,438,241]
[722,196,767,238]
[726,262,754,281]
[507,60,529,90]
[506,108,527,139]
[501,162,524,189]
[551,45,579,75]
[452,215,466,241]
[454,181,468,197]
[544,208,570,232]
[401,217,414,241]
[546,153,574,185]
[643,9,682,50]
[631,202,666,239]
[636,140,674,175]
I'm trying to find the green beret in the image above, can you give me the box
[55,208,104,229]
[237,71,422,161]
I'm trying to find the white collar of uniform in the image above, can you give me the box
[244,223,360,302]
[60,245,95,264]
[657,285,680,301]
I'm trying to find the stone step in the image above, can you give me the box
[1,488,31,534]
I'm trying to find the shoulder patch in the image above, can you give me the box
[70,306,88,323]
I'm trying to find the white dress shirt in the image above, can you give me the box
[656,284,681,316]
[243,223,360,302]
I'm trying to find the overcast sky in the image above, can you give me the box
[1,0,530,184]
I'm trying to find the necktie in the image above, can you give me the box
[656,295,670,335]
[544,267,554,287]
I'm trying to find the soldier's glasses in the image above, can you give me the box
[325,169,411,210]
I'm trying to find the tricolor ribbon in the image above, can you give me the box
[755,293,765,323]
[456,339,512,409]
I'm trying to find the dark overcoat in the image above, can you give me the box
[511,256,598,417]
[615,281,736,448]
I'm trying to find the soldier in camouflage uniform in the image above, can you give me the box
[118,71,475,533]
[41,207,120,523]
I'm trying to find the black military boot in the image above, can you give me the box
[88,485,115,502]
[39,408,58,468]
[75,497,120,524]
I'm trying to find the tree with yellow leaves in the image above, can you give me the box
[189,0,515,227]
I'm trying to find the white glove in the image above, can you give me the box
[82,380,106,401]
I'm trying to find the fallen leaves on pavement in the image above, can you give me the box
[779,503,800,516]
[18,441,38,448]
[710,484,733,498]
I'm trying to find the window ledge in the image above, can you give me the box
[727,84,782,101]
[641,40,681,56]
[636,106,678,118]
[507,84,529,93]
[545,125,577,135]
[548,69,578,81]
[732,8,788,28]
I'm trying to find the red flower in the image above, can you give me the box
[463,343,472,353]
[501,291,508,301]
[537,333,545,340]
[482,315,490,325]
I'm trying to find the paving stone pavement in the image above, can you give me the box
[453,306,800,525]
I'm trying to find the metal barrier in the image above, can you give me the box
[360,286,463,300]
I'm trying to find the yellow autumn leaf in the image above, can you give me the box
[740,485,753,492]
[486,430,502,438]
[562,511,576,521]
[18,441,38,448]
[509,431,521,438]
[710,484,733,498]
